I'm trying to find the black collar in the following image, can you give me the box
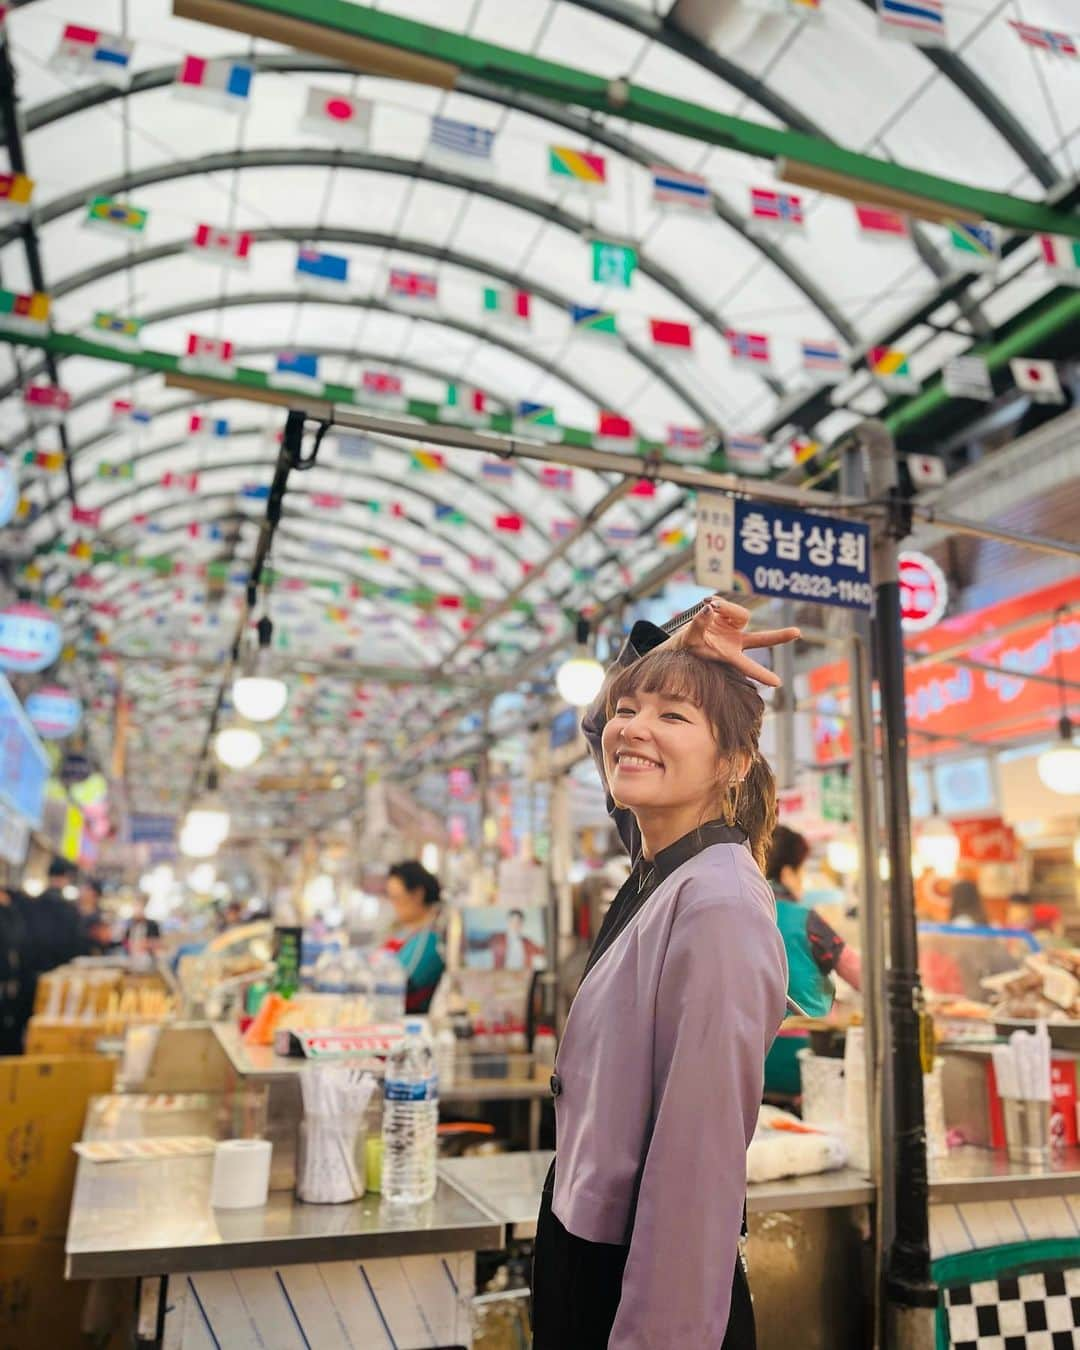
[584,820,748,982]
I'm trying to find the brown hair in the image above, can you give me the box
[766,824,810,882]
[605,648,777,870]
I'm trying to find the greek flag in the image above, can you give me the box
[429,116,495,164]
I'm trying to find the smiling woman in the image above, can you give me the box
[532,598,799,1350]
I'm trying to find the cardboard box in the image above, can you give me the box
[0,1056,115,1238]
[23,1020,108,1057]
[0,1237,88,1349]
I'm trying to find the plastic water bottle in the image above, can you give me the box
[368,948,407,1024]
[381,1019,438,1204]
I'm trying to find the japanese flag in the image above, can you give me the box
[906,453,946,488]
[1010,358,1064,405]
[299,87,372,146]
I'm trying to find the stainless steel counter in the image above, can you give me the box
[65,1092,502,1280]
[928,1144,1080,1203]
[66,1159,503,1279]
[438,1152,877,1241]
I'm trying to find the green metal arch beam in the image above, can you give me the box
[0,148,782,402]
[1,224,717,417]
[176,0,1078,237]
[19,54,853,346]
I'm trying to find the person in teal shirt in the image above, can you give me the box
[383,861,446,1013]
[764,827,861,1095]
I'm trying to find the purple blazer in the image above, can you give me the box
[551,623,788,1346]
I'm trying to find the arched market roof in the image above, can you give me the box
[0,0,1076,826]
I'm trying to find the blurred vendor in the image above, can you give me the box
[384,860,445,1013]
[764,827,861,1097]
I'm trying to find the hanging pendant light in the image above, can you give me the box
[1037,609,1080,796]
[556,614,604,708]
[181,769,230,856]
[232,614,288,723]
[215,725,264,770]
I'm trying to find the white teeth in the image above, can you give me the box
[618,754,660,768]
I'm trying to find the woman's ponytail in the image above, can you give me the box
[739,755,778,873]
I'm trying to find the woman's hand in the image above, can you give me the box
[667,596,800,687]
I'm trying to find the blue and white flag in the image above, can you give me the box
[800,339,848,385]
[428,116,495,172]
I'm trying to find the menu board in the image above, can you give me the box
[0,673,49,826]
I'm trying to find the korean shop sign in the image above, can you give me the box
[695,495,872,611]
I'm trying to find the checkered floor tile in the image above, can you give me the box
[944,1267,1080,1349]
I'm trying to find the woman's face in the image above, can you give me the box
[387,875,426,925]
[602,689,733,817]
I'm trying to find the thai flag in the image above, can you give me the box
[605,524,638,543]
[470,556,495,575]
[540,466,574,490]
[551,519,576,540]
[482,459,514,481]
[801,339,847,383]
[750,188,804,228]
[877,0,946,42]
[650,165,710,210]
[1008,21,1078,57]
[726,434,769,474]
[727,330,772,366]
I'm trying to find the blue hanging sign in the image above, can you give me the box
[695,495,872,611]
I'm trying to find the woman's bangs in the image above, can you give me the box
[606,649,711,716]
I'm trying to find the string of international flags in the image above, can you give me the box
[38,6,1080,93]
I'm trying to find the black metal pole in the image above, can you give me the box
[861,421,937,1347]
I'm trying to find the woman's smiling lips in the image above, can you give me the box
[614,751,664,772]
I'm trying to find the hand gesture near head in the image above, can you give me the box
[668,597,799,687]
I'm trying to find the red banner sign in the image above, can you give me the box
[810,576,1080,763]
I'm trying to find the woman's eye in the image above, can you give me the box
[661,712,688,722]
[613,705,636,717]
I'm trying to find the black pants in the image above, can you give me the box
[531,1168,756,1349]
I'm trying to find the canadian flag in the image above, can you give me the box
[162,471,199,492]
[183,332,234,372]
[189,224,252,267]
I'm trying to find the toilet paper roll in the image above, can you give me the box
[210,1139,272,1209]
